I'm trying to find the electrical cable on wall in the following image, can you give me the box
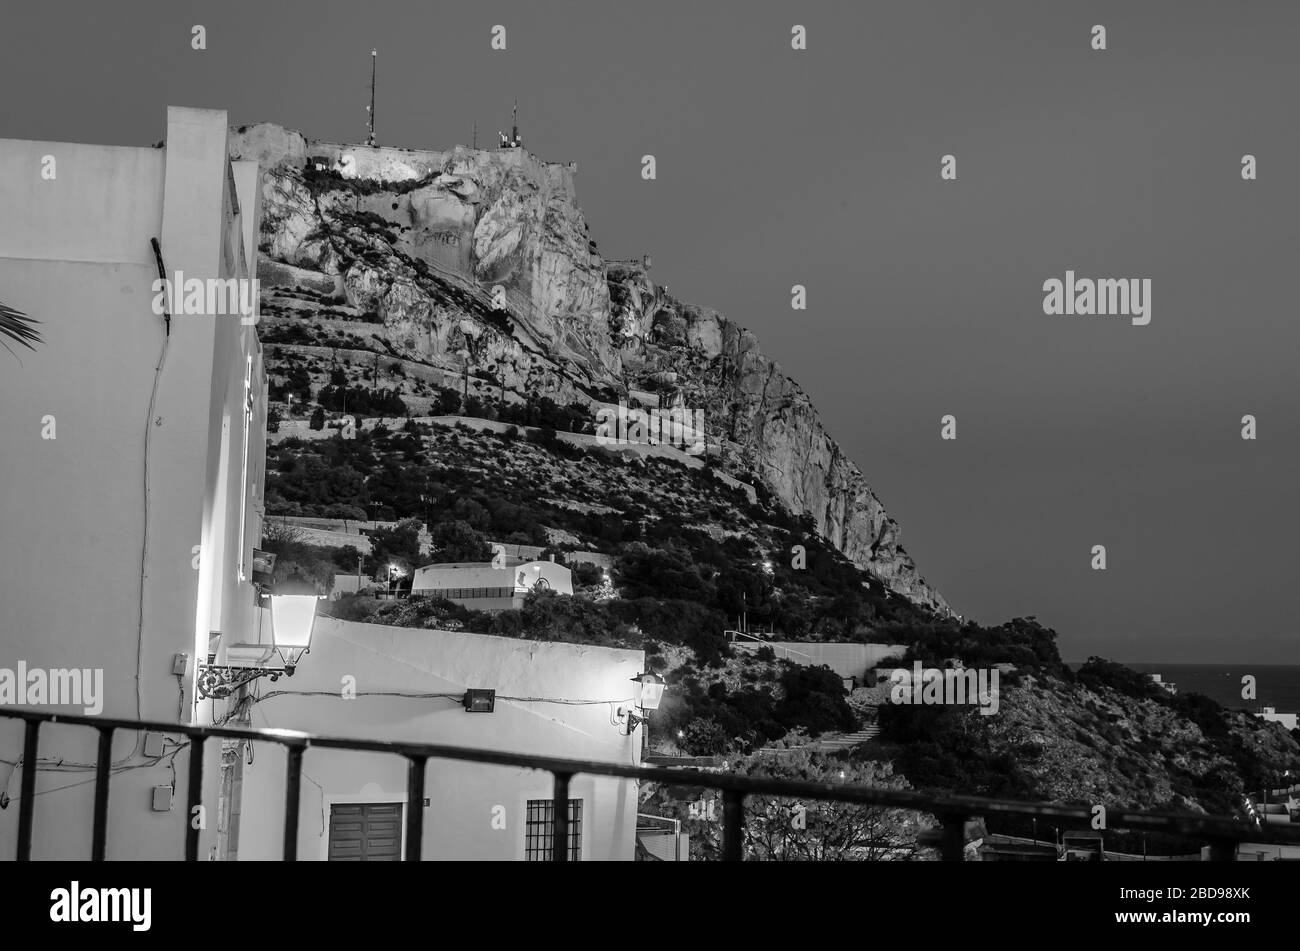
[249,689,634,706]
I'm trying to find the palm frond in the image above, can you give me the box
[0,301,43,355]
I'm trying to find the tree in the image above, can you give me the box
[0,301,42,358]
[368,518,424,574]
[309,406,326,430]
[679,716,729,756]
[655,750,928,861]
[428,519,492,562]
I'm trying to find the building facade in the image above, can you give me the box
[412,558,573,612]
[0,107,265,859]
[234,617,643,860]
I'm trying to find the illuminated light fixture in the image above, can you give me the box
[623,671,667,735]
[197,593,320,700]
[269,594,319,672]
[463,688,496,713]
[631,672,666,711]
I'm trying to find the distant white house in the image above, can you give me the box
[1256,707,1298,731]
[1149,673,1178,695]
[412,558,573,612]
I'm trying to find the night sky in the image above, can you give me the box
[4,1,1297,663]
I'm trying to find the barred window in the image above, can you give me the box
[524,798,582,861]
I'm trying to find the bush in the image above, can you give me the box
[309,407,326,431]
[680,717,729,756]
[571,562,604,587]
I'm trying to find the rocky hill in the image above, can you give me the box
[229,123,947,613]
[236,125,1300,850]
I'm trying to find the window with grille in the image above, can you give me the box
[524,798,582,861]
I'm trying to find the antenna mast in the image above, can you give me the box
[367,49,377,147]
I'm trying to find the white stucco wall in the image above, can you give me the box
[412,560,573,597]
[730,642,909,680]
[0,107,264,859]
[235,616,643,860]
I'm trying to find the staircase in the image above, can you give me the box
[754,723,881,757]
[812,724,880,752]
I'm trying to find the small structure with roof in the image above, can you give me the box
[411,556,572,611]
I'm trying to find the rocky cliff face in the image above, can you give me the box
[230,123,948,613]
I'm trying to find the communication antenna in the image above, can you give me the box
[366,49,377,147]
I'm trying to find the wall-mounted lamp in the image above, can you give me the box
[197,593,320,699]
[622,671,666,735]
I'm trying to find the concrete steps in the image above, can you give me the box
[753,724,881,758]
[813,726,880,751]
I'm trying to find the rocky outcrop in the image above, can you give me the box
[230,124,948,613]
[605,262,947,612]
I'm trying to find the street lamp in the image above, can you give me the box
[197,593,320,699]
[623,672,666,735]
[268,593,319,673]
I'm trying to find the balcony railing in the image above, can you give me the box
[4,706,1300,862]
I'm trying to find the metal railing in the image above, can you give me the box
[5,706,1300,862]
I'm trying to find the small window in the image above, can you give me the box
[524,798,582,861]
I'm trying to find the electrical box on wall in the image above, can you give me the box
[143,733,165,758]
[462,688,495,713]
[171,653,188,676]
[151,786,173,812]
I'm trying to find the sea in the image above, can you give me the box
[1068,663,1300,714]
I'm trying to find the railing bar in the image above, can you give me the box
[283,745,305,861]
[185,735,205,861]
[405,756,426,861]
[16,719,40,861]
[722,790,744,861]
[940,814,967,862]
[91,727,114,861]
[1,708,1293,848]
[551,773,571,862]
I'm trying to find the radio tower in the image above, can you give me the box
[366,49,377,147]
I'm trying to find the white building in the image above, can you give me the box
[235,616,643,860]
[412,558,573,612]
[1255,706,1298,731]
[0,107,265,859]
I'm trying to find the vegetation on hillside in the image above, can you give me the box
[258,409,1300,843]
